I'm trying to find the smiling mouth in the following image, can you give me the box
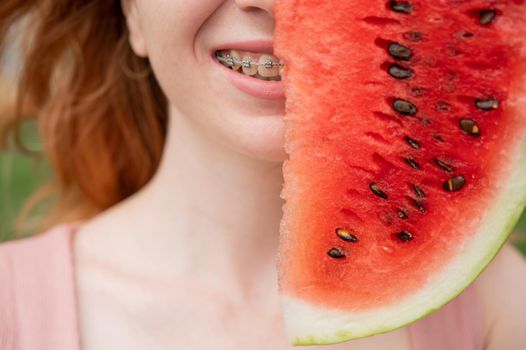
[214,49,283,81]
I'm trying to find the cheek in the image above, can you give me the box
[137,0,216,69]
[137,0,224,60]
[136,0,227,142]
[136,0,221,119]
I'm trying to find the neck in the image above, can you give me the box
[118,105,285,291]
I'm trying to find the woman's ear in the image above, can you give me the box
[121,0,148,57]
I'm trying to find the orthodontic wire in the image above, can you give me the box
[215,51,284,68]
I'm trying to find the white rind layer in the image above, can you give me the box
[281,133,526,345]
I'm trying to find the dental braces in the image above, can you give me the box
[215,51,284,69]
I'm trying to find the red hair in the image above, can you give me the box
[0,0,168,234]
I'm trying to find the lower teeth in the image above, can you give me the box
[221,63,281,81]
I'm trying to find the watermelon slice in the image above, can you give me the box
[275,0,526,345]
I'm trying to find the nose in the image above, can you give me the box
[234,0,275,18]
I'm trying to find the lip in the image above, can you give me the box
[210,39,276,55]
[209,40,285,100]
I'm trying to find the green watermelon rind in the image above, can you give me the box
[281,134,526,346]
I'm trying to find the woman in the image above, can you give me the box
[1,1,525,349]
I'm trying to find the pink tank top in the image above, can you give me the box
[0,223,486,349]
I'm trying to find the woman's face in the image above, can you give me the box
[123,0,287,163]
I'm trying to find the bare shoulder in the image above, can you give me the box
[474,241,526,350]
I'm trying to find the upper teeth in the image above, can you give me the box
[215,49,284,78]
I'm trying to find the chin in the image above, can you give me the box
[208,112,287,163]
[227,130,288,163]
[240,118,288,163]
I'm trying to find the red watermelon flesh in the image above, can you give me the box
[275,0,526,345]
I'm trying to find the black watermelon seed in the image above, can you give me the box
[336,228,359,243]
[412,184,425,198]
[388,64,414,79]
[403,31,423,42]
[327,247,346,259]
[393,99,418,115]
[459,119,481,136]
[398,209,409,220]
[475,99,499,110]
[443,175,466,192]
[404,157,420,169]
[388,43,413,61]
[389,1,412,14]
[396,230,414,242]
[434,158,453,173]
[370,183,389,199]
[405,135,421,149]
[479,9,497,25]
[462,32,474,38]
[414,199,426,213]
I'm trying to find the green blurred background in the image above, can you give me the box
[0,122,53,242]
[1,124,526,257]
